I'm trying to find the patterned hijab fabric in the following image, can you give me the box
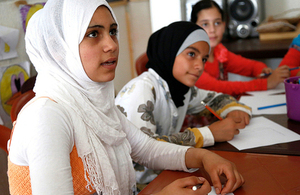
[146,21,210,107]
[25,0,135,194]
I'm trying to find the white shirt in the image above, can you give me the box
[9,97,192,194]
[116,68,252,147]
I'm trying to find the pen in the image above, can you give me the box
[289,67,300,71]
[201,101,223,120]
[257,103,286,110]
[192,184,203,191]
[259,67,300,77]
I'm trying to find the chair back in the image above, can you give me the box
[135,52,149,75]
[0,125,11,154]
[10,90,35,122]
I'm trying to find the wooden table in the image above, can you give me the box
[140,113,300,194]
[222,38,292,59]
[139,150,300,195]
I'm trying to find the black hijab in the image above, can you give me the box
[146,21,208,107]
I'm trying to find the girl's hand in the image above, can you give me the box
[185,148,245,195]
[267,65,290,89]
[226,110,250,126]
[154,176,211,195]
[208,117,244,142]
[258,67,273,77]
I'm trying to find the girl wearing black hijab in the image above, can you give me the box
[115,21,249,190]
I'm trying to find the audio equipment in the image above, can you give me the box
[227,0,264,39]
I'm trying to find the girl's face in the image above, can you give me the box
[196,7,225,49]
[173,41,209,87]
[79,6,119,83]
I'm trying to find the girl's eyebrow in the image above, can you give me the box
[186,46,200,53]
[88,23,118,29]
[199,18,222,22]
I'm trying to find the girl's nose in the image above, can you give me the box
[103,36,118,53]
[195,60,204,71]
[208,24,216,33]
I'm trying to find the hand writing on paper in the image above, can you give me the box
[267,65,290,89]
[226,110,250,126]
[208,118,243,142]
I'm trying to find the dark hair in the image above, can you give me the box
[190,0,224,23]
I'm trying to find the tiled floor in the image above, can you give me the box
[0,149,9,195]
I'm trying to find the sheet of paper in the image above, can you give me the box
[0,25,19,61]
[239,94,286,115]
[209,186,233,195]
[246,82,285,96]
[228,116,300,150]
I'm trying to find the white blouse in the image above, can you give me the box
[115,68,252,147]
[9,97,192,194]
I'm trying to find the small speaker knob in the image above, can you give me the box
[236,24,250,38]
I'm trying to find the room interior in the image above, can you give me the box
[0,0,299,194]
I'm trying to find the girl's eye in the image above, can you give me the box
[87,31,98,38]
[202,58,208,63]
[188,52,195,57]
[201,23,208,27]
[215,21,221,26]
[110,28,118,36]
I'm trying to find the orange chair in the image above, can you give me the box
[10,90,35,122]
[135,52,149,75]
[0,125,11,154]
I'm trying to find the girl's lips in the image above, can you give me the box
[101,58,117,69]
[209,37,217,41]
[190,73,200,78]
[101,61,116,66]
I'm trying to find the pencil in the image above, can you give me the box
[289,67,300,71]
[259,67,300,77]
[192,184,203,191]
[201,101,223,120]
[257,103,286,110]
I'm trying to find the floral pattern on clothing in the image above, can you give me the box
[209,94,237,111]
[201,92,217,104]
[141,126,196,146]
[117,105,127,117]
[190,86,197,101]
[168,129,196,146]
[138,100,155,125]
[140,127,158,138]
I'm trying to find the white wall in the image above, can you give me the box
[149,0,182,32]
[111,5,133,93]
[126,0,152,77]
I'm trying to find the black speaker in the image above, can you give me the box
[227,0,264,39]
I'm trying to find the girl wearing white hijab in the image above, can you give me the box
[8,0,243,194]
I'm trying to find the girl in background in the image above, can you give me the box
[279,34,300,77]
[115,21,250,189]
[191,0,290,96]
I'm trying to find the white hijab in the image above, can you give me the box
[25,0,136,194]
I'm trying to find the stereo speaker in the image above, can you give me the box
[227,0,264,39]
